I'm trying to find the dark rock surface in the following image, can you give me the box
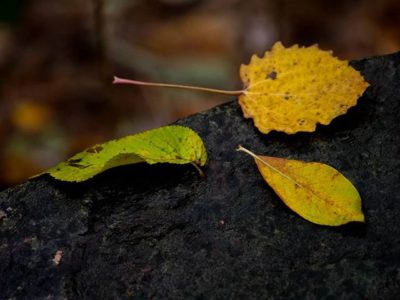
[1,52,400,299]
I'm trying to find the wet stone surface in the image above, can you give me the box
[1,52,400,299]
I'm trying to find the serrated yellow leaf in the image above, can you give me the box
[238,146,365,226]
[39,125,207,182]
[239,42,369,134]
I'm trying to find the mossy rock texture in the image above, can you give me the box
[1,52,400,299]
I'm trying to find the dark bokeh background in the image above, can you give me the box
[0,0,399,188]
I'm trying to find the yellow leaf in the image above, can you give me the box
[239,42,369,134]
[113,42,369,134]
[37,125,207,182]
[238,146,365,226]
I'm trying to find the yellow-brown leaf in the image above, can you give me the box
[239,42,369,134]
[238,146,365,226]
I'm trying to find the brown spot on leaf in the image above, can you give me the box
[68,162,88,169]
[331,172,340,179]
[267,71,277,80]
[68,158,82,164]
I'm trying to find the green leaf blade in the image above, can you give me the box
[41,125,207,182]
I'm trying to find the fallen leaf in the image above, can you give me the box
[238,146,365,226]
[239,42,369,134]
[39,125,207,182]
[113,41,369,135]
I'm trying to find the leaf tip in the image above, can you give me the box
[29,172,44,180]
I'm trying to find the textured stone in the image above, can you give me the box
[1,52,400,299]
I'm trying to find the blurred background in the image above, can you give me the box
[0,0,399,189]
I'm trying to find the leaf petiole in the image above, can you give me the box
[236,145,295,184]
[191,162,205,177]
[113,76,244,96]
[236,145,270,166]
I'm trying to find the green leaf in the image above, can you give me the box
[40,125,207,182]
